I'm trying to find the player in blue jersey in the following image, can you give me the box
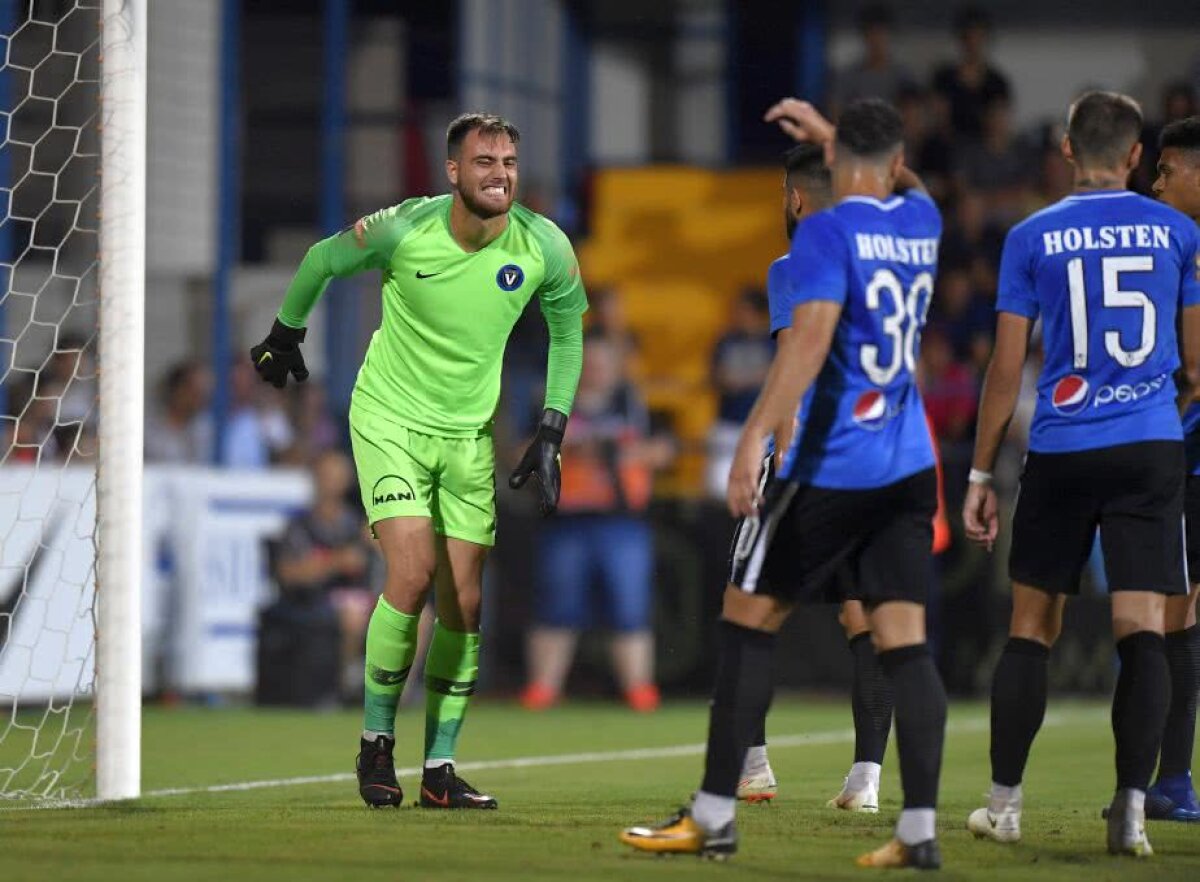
[962,92,1200,857]
[731,143,835,806]
[1147,115,1200,822]
[736,140,933,815]
[733,143,895,809]
[620,98,947,870]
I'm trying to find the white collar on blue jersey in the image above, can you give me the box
[840,195,904,210]
[1063,190,1137,201]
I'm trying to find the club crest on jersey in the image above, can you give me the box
[852,390,891,431]
[1051,375,1090,415]
[496,264,524,291]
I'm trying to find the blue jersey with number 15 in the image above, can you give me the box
[996,190,1200,454]
[775,191,940,490]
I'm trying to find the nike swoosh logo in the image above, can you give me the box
[630,829,696,841]
[422,786,449,807]
[415,270,444,279]
[257,352,272,365]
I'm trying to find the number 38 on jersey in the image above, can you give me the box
[862,269,934,386]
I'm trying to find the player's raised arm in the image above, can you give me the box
[764,98,836,152]
[764,97,928,195]
[509,222,587,516]
[249,202,416,388]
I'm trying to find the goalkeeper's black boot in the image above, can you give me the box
[419,762,498,809]
[356,735,402,808]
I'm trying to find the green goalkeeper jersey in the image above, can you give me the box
[277,195,587,436]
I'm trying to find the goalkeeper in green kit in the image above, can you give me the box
[250,113,586,809]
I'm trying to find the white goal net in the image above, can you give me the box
[0,0,141,803]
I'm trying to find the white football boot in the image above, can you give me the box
[967,785,1022,844]
[827,761,881,813]
[736,748,778,803]
[1106,788,1153,858]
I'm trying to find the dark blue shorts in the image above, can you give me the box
[535,515,654,631]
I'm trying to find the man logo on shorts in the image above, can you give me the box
[372,474,416,507]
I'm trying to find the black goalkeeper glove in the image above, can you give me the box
[249,319,310,389]
[509,409,567,517]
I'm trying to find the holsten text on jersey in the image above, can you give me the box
[1042,224,1171,257]
[853,233,938,265]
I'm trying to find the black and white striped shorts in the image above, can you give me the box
[727,464,937,606]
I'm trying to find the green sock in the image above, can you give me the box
[362,596,419,736]
[424,621,480,763]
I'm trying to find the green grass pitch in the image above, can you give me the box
[1,698,1197,881]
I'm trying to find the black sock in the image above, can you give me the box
[750,705,766,749]
[989,637,1049,787]
[1159,624,1200,780]
[700,620,775,797]
[1114,631,1171,791]
[850,631,893,764]
[878,644,946,809]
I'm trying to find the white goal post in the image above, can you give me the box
[96,0,145,801]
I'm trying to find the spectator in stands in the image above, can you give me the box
[279,380,340,466]
[953,94,1036,222]
[940,189,1005,274]
[919,325,978,446]
[906,86,957,203]
[41,335,97,461]
[1134,80,1198,193]
[144,360,213,464]
[829,5,916,115]
[705,289,774,498]
[7,391,59,463]
[929,263,994,374]
[272,449,378,698]
[1035,138,1073,206]
[46,335,95,432]
[521,333,673,713]
[222,360,293,468]
[931,5,1011,138]
[588,287,641,380]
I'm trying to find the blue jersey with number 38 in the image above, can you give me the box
[775,191,941,489]
[996,191,1200,455]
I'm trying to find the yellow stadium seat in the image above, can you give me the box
[579,166,785,495]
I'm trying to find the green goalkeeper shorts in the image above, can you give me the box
[348,403,497,547]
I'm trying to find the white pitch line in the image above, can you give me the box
[1,708,1101,812]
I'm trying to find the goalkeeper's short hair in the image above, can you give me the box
[446,112,520,158]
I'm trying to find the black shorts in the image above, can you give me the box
[1009,440,1187,596]
[728,467,937,606]
[1186,475,1200,581]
